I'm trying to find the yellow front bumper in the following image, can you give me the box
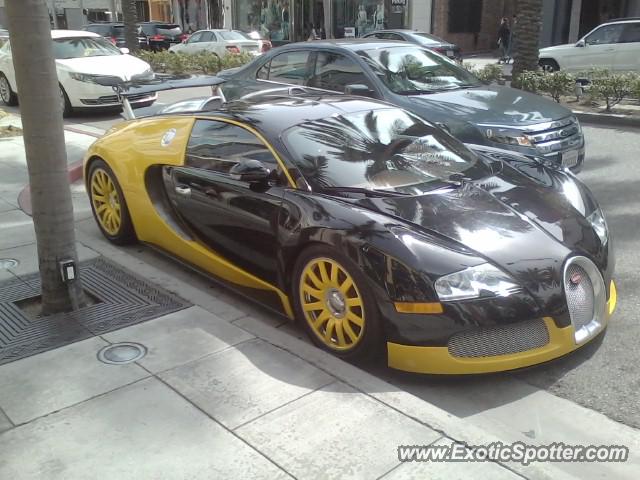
[387,280,617,375]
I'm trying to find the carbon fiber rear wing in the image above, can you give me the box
[95,74,226,119]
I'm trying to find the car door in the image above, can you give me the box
[614,22,640,72]
[164,118,288,285]
[197,31,217,54]
[183,31,204,53]
[307,51,380,97]
[567,24,624,72]
[0,41,16,91]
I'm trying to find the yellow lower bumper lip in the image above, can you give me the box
[387,280,617,375]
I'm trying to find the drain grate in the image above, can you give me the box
[0,257,190,365]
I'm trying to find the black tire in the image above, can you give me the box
[87,159,137,245]
[539,59,560,73]
[292,244,384,361]
[0,72,18,106]
[59,84,72,117]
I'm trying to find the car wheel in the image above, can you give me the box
[59,84,72,117]
[539,59,560,72]
[293,245,383,361]
[87,159,137,245]
[0,73,18,106]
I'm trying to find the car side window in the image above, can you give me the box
[186,120,281,181]
[200,31,215,42]
[585,24,624,45]
[619,23,640,43]
[188,32,203,43]
[257,61,270,80]
[309,52,374,93]
[381,33,403,41]
[267,51,311,85]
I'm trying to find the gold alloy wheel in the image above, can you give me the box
[299,257,365,351]
[90,168,122,236]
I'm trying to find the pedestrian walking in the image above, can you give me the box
[497,17,510,64]
[507,15,517,64]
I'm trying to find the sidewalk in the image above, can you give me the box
[1,113,638,479]
[463,54,513,79]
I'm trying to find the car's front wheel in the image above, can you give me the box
[293,245,383,361]
[539,59,560,72]
[0,72,18,106]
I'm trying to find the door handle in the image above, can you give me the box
[175,185,191,196]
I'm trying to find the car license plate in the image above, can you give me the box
[447,50,454,57]
[562,149,580,167]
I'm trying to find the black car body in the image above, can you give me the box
[139,22,187,50]
[220,40,586,171]
[85,78,616,374]
[364,29,462,61]
[83,23,149,50]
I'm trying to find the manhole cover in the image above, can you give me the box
[97,342,147,365]
[0,259,19,270]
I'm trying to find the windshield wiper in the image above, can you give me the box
[394,89,438,95]
[318,186,412,198]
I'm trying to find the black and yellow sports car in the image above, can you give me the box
[84,77,616,374]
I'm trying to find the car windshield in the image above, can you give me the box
[357,46,480,94]
[412,32,447,44]
[218,31,247,41]
[283,108,491,194]
[53,37,121,59]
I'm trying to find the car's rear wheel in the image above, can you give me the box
[88,159,137,245]
[59,84,72,117]
[0,73,18,106]
[539,59,560,72]
[293,245,383,361]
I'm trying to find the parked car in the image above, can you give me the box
[220,40,585,170]
[0,30,155,116]
[139,22,188,50]
[363,29,462,62]
[539,18,640,72]
[83,22,150,50]
[169,29,261,57]
[84,75,616,374]
[235,30,272,54]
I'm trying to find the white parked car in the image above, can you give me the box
[168,29,261,57]
[0,30,155,116]
[539,18,640,73]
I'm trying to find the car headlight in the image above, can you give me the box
[587,207,608,246]
[485,128,532,147]
[434,263,520,301]
[69,73,108,84]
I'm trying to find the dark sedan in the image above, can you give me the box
[139,22,188,50]
[363,29,462,61]
[220,40,585,170]
[83,23,149,50]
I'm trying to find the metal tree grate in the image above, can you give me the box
[0,257,190,365]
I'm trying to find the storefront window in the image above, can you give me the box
[234,1,291,41]
[332,0,408,38]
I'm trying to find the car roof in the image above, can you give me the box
[52,29,100,39]
[280,39,407,51]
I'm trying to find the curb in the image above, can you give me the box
[574,110,640,128]
[17,126,102,216]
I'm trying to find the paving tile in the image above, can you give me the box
[0,407,12,433]
[381,438,520,480]
[236,382,441,479]
[0,377,291,480]
[0,337,148,425]
[0,209,35,250]
[103,305,254,373]
[161,338,334,429]
[0,197,15,213]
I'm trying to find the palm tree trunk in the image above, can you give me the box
[122,0,139,52]
[511,0,544,89]
[5,0,86,315]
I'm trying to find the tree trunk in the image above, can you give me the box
[511,0,544,89]
[122,0,139,52]
[5,0,86,315]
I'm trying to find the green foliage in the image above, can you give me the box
[539,70,576,102]
[584,68,635,112]
[463,63,504,84]
[517,69,543,94]
[134,50,253,75]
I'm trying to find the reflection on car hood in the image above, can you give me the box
[56,54,150,79]
[406,85,572,126]
[539,43,575,53]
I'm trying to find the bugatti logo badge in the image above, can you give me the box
[161,129,177,147]
[570,272,582,285]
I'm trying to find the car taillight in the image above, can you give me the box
[180,33,189,42]
[150,35,163,41]
[432,47,446,54]
[109,37,117,45]
[261,41,272,52]
[226,45,241,54]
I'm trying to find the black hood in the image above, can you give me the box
[404,85,572,126]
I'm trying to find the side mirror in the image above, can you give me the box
[575,39,585,47]
[229,159,270,183]
[344,83,375,98]
[120,47,130,54]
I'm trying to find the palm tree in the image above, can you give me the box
[5,0,86,314]
[511,0,544,89]
[122,0,139,52]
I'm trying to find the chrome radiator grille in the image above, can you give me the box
[448,318,549,358]
[565,263,594,330]
[525,116,583,156]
